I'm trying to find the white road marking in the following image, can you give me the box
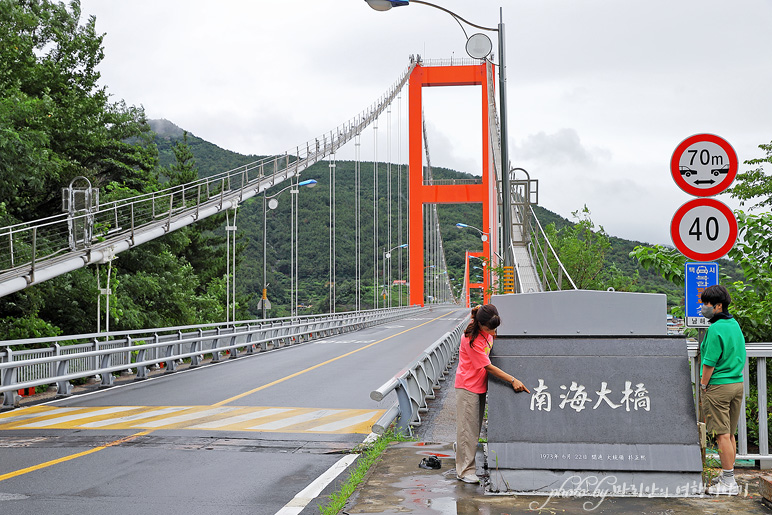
[0,407,81,425]
[308,411,379,432]
[248,409,336,431]
[139,407,236,428]
[187,407,292,429]
[274,453,358,515]
[79,407,189,428]
[17,406,137,428]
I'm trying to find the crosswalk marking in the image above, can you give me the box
[188,408,292,429]
[308,411,380,432]
[140,407,236,428]
[16,407,137,428]
[248,409,337,431]
[79,407,190,428]
[0,405,383,434]
[0,406,80,424]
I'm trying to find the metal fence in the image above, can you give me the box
[370,318,466,435]
[0,306,425,409]
[688,342,771,467]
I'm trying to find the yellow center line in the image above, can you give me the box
[213,309,458,407]
[0,430,151,483]
[0,309,460,482]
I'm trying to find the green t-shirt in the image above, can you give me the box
[700,317,746,384]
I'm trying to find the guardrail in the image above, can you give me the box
[370,318,466,435]
[0,306,425,409]
[688,342,770,467]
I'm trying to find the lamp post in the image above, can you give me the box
[261,179,317,319]
[457,222,493,297]
[383,243,408,307]
[365,0,513,266]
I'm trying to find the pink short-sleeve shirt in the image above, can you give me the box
[454,332,493,394]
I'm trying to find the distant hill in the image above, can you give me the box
[149,120,742,313]
[150,119,266,179]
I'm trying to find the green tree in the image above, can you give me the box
[728,140,772,210]
[166,131,199,187]
[0,1,238,337]
[0,0,157,222]
[541,205,638,291]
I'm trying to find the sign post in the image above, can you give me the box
[684,262,719,328]
[670,134,738,315]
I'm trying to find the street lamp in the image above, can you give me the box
[366,0,513,266]
[261,179,318,319]
[455,222,488,242]
[383,243,408,307]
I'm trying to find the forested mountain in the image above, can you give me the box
[149,121,741,314]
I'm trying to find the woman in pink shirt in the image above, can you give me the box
[454,304,529,483]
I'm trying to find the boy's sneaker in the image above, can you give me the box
[457,473,480,484]
[707,478,739,495]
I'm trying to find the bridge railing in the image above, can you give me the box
[526,206,578,292]
[688,342,771,466]
[0,306,425,409]
[0,61,417,297]
[370,317,466,435]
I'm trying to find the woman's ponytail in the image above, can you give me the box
[464,304,500,347]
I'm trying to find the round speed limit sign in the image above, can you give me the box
[670,198,738,261]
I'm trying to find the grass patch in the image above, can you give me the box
[318,429,414,515]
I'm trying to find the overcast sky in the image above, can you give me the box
[79,0,772,246]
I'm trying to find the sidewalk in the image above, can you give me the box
[344,363,771,514]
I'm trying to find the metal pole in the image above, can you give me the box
[262,193,268,320]
[232,207,237,323]
[226,209,230,323]
[498,8,512,267]
[96,264,101,333]
[383,250,386,308]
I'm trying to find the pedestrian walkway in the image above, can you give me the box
[344,362,771,514]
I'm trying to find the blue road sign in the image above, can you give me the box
[684,262,719,328]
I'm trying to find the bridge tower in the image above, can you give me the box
[408,62,499,306]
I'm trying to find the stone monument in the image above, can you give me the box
[487,290,703,496]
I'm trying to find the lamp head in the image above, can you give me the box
[456,223,469,228]
[365,0,409,11]
[298,179,318,188]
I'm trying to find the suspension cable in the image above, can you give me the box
[329,144,336,313]
[373,117,379,309]
[397,93,403,307]
[355,129,361,311]
[387,105,392,308]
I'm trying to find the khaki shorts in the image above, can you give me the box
[701,382,744,436]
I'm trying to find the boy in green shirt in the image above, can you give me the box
[699,284,747,495]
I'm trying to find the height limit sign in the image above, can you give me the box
[670,134,738,261]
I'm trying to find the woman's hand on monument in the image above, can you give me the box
[511,377,530,394]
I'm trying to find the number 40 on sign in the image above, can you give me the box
[671,198,737,261]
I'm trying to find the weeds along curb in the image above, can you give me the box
[319,428,414,515]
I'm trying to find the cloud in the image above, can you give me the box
[515,129,611,167]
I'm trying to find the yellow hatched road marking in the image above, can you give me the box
[0,405,384,434]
